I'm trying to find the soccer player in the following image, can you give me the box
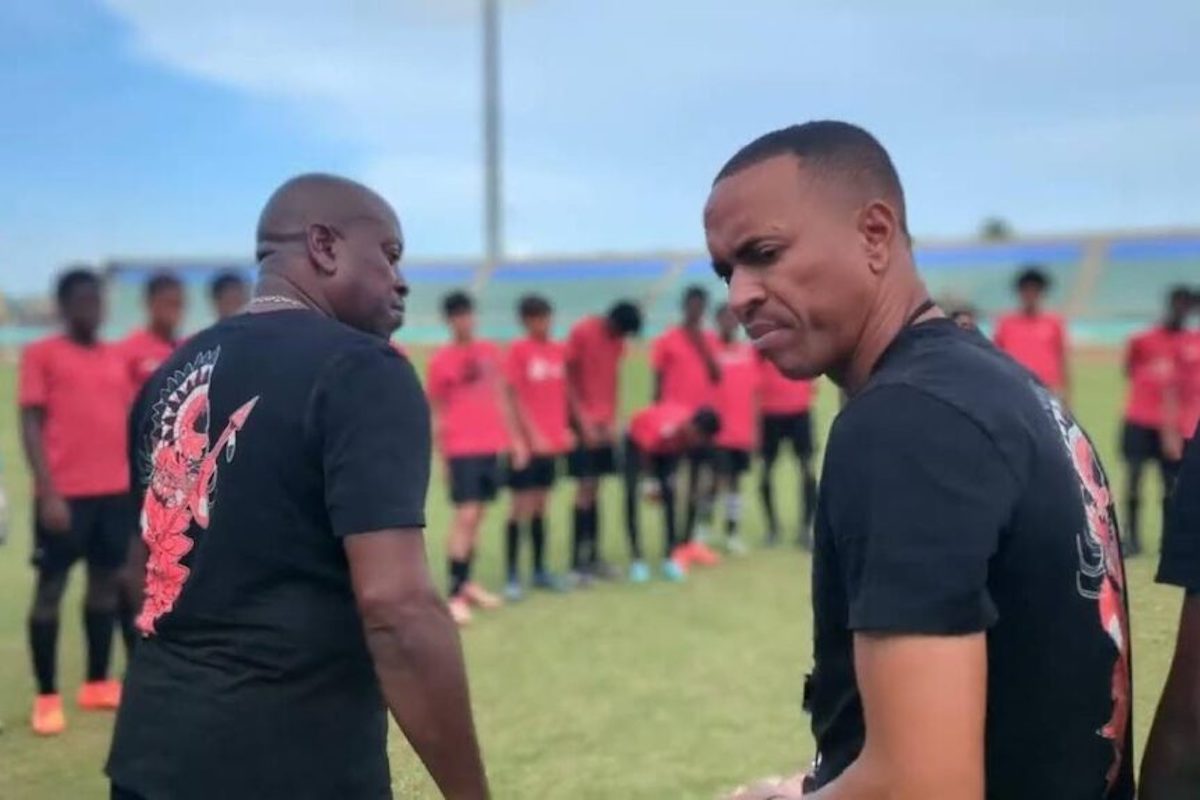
[708,121,1132,799]
[1119,286,1193,556]
[427,291,530,625]
[208,269,249,320]
[1142,434,1200,798]
[712,303,758,553]
[651,285,723,568]
[503,295,570,599]
[623,401,721,582]
[564,300,643,579]
[994,265,1070,400]
[757,344,818,549]
[107,174,489,800]
[19,268,132,735]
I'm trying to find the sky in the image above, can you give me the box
[1,0,1197,294]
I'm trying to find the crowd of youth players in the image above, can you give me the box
[11,257,1198,730]
[425,284,819,625]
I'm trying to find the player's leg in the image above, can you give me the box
[1120,422,1151,556]
[81,563,121,709]
[622,437,649,582]
[28,501,82,734]
[568,444,599,574]
[759,416,784,545]
[504,487,531,600]
[792,412,818,550]
[682,449,721,566]
[1159,447,1183,551]
[657,455,685,580]
[529,466,566,590]
[461,456,503,611]
[720,450,749,554]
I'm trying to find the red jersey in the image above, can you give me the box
[18,335,132,497]
[426,340,510,457]
[651,325,721,411]
[120,328,177,389]
[506,337,570,454]
[994,312,1068,391]
[1176,330,1200,439]
[565,315,625,428]
[629,401,693,455]
[758,354,815,415]
[1123,326,1181,428]
[715,340,759,451]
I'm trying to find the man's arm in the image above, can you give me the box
[19,407,69,531]
[346,531,489,800]
[1142,595,1200,800]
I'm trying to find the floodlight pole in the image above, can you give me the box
[482,0,503,271]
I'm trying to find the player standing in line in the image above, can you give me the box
[427,291,531,625]
[564,300,643,581]
[114,271,187,653]
[623,401,721,582]
[1119,286,1193,556]
[651,285,724,570]
[757,343,818,548]
[19,269,133,735]
[711,304,758,554]
[208,270,250,320]
[503,295,572,599]
[994,265,1071,401]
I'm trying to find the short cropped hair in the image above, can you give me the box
[145,271,182,301]
[209,270,247,300]
[1015,266,1050,292]
[518,294,552,319]
[692,407,721,438]
[606,301,643,336]
[56,268,100,307]
[442,290,474,317]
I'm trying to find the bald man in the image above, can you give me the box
[708,123,1132,800]
[107,174,489,800]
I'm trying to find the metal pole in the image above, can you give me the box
[482,0,503,270]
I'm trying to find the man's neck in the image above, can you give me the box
[838,288,939,397]
[255,270,333,318]
[66,329,97,346]
[454,335,474,346]
[149,323,175,342]
[1021,307,1041,318]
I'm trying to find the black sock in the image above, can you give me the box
[29,618,59,695]
[84,608,115,682]
[1125,496,1141,550]
[531,515,547,575]
[760,472,778,537]
[585,506,600,567]
[571,507,586,570]
[505,520,521,582]
[117,592,138,658]
[448,559,470,598]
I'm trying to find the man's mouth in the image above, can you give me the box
[745,322,789,350]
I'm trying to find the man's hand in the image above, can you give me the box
[1164,429,1185,463]
[511,440,532,470]
[726,773,807,799]
[38,493,71,533]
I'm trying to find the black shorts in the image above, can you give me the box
[33,493,135,574]
[715,447,753,477]
[448,454,503,504]
[508,455,559,490]
[567,443,619,478]
[761,412,815,461]
[1121,421,1164,463]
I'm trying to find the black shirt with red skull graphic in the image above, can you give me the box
[807,319,1134,799]
[107,309,431,800]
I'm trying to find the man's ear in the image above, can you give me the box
[860,200,899,276]
[308,224,339,276]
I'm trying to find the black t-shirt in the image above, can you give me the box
[106,310,431,800]
[1158,434,1200,592]
[808,320,1134,799]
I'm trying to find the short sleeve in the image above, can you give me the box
[504,344,524,388]
[1158,436,1200,592]
[314,345,432,537]
[823,385,1019,635]
[18,343,49,408]
[650,335,670,373]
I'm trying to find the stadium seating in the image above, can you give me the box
[1087,235,1200,321]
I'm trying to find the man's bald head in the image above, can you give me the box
[254,173,407,339]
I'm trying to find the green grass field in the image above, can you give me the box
[0,349,1185,798]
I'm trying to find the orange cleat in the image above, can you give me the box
[77,679,122,711]
[669,545,692,571]
[684,541,723,567]
[460,582,504,610]
[448,596,473,626]
[31,694,66,736]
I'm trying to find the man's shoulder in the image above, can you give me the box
[23,334,65,359]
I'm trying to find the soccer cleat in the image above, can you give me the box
[685,541,722,567]
[628,561,651,584]
[78,679,122,711]
[533,572,571,593]
[31,694,65,736]
[726,536,749,556]
[504,580,525,602]
[461,582,504,610]
[448,596,473,626]
[661,559,687,582]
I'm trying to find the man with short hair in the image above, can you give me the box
[651,285,723,569]
[503,294,571,599]
[208,270,249,320]
[994,265,1070,400]
[712,303,758,553]
[427,291,530,625]
[564,300,642,580]
[20,268,132,736]
[107,174,489,800]
[707,121,1132,800]
[1119,286,1193,556]
[623,401,721,582]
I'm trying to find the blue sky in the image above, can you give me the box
[2,0,1197,294]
